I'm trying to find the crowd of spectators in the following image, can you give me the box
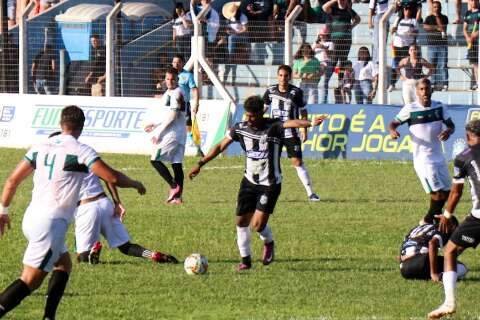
[7,0,65,29]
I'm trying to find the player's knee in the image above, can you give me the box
[252,221,266,233]
[292,158,302,167]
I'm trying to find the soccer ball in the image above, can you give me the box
[184,253,208,275]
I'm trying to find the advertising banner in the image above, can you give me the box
[227,103,475,161]
[0,94,230,155]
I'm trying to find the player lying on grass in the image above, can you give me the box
[399,218,467,281]
[47,131,178,265]
[188,95,326,271]
[0,105,145,320]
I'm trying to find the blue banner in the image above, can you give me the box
[227,104,478,161]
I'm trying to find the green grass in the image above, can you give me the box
[1,148,480,319]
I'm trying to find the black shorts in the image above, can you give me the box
[468,42,479,64]
[450,214,480,248]
[400,254,444,280]
[236,178,281,216]
[185,102,192,126]
[282,137,302,159]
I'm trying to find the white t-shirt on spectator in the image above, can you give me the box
[173,13,192,37]
[353,61,378,80]
[393,18,418,47]
[313,41,334,65]
[369,0,389,15]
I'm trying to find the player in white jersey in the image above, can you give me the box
[189,96,326,271]
[0,106,146,319]
[144,68,187,204]
[389,79,455,225]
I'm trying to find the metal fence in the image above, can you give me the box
[0,3,479,105]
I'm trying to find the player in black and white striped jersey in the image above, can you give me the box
[263,65,320,201]
[189,96,326,271]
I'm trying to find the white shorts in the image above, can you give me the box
[150,141,185,163]
[414,161,451,193]
[22,206,69,272]
[74,197,130,253]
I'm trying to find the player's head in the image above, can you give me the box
[277,65,292,86]
[465,119,480,145]
[172,54,185,71]
[415,78,432,106]
[60,105,85,137]
[165,67,179,89]
[243,95,264,126]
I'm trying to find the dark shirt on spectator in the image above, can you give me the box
[424,14,448,46]
[90,46,106,80]
[328,5,359,41]
[465,10,480,34]
[240,0,274,20]
[33,48,55,81]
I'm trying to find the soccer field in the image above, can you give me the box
[1,148,479,320]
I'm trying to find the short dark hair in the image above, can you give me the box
[278,65,292,76]
[416,78,432,88]
[244,95,264,114]
[466,119,480,137]
[173,54,185,63]
[60,105,85,131]
[91,34,100,40]
[166,67,179,79]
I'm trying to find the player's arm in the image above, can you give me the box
[388,119,402,139]
[90,160,146,195]
[283,115,327,129]
[105,182,126,221]
[189,136,234,179]
[191,87,199,114]
[428,236,442,282]
[438,118,455,141]
[151,110,177,144]
[299,108,308,142]
[0,160,34,236]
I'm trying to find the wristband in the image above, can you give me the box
[443,210,452,219]
[0,205,9,215]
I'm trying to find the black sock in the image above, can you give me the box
[172,163,184,190]
[241,256,252,266]
[150,160,176,187]
[43,271,69,320]
[0,279,31,318]
[424,198,447,224]
[118,242,151,258]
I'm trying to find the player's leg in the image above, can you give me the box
[250,183,281,266]
[43,252,72,320]
[171,162,184,203]
[235,178,257,270]
[285,137,318,201]
[399,254,430,280]
[75,202,102,264]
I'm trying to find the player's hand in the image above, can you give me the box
[189,165,201,180]
[311,115,328,127]
[436,214,455,234]
[300,130,307,143]
[431,273,441,282]
[0,214,11,237]
[114,203,126,222]
[134,181,146,195]
[390,130,400,139]
[438,129,452,141]
[192,103,199,115]
[144,124,155,133]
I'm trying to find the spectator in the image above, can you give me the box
[322,0,360,83]
[293,43,323,104]
[222,1,249,63]
[312,25,334,103]
[353,47,378,104]
[368,0,390,64]
[172,3,193,60]
[397,44,434,104]
[273,0,299,39]
[240,0,274,41]
[191,0,220,50]
[339,60,354,103]
[388,3,418,92]
[31,44,55,95]
[84,34,106,95]
[39,0,60,13]
[423,1,449,91]
[464,0,480,91]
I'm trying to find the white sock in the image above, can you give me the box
[236,226,251,257]
[295,165,314,196]
[442,271,457,306]
[258,224,273,244]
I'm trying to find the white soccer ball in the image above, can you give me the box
[184,253,208,275]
